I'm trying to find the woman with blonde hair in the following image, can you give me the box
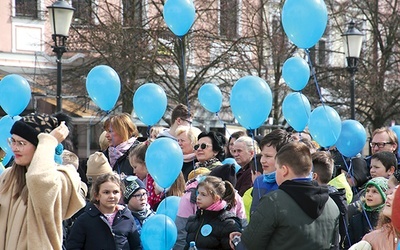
[103,113,139,176]
[175,125,202,181]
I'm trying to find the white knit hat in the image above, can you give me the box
[86,152,112,184]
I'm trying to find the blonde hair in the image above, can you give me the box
[0,163,29,205]
[61,150,79,170]
[103,113,139,142]
[175,125,202,145]
[166,172,186,197]
[98,131,109,151]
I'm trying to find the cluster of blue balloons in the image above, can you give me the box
[133,83,167,126]
[0,74,30,166]
[230,76,273,130]
[163,0,196,37]
[86,65,121,111]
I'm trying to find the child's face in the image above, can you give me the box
[370,158,391,178]
[95,181,122,213]
[196,186,218,209]
[129,156,148,180]
[128,189,148,211]
[260,145,277,174]
[386,177,397,195]
[382,185,398,218]
[365,185,384,208]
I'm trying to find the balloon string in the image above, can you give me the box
[179,37,191,118]
[305,49,324,105]
[305,49,339,145]
[215,112,230,137]
[147,125,151,138]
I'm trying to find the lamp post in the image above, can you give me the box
[47,0,75,113]
[342,21,363,120]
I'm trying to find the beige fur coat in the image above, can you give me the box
[0,133,85,250]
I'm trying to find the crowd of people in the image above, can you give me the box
[1,103,400,250]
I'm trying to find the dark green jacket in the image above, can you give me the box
[242,180,340,250]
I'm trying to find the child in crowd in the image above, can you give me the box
[349,185,399,250]
[86,151,113,190]
[370,151,397,178]
[123,175,155,234]
[128,141,162,209]
[66,172,141,250]
[347,177,389,246]
[185,176,242,250]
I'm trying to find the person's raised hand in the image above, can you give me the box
[50,121,69,144]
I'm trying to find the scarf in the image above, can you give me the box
[108,137,136,167]
[206,199,227,211]
[263,171,276,184]
[131,204,155,225]
[195,157,220,170]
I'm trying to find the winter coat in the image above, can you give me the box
[174,180,247,250]
[347,208,380,247]
[235,161,253,196]
[0,133,86,250]
[185,209,241,250]
[250,174,278,215]
[242,180,340,250]
[66,203,141,250]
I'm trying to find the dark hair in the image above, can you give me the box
[312,151,334,184]
[259,129,292,152]
[371,151,398,172]
[198,131,227,161]
[171,104,191,124]
[276,141,312,177]
[197,176,236,210]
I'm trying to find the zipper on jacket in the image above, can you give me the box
[194,209,204,242]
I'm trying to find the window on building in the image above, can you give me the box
[15,0,38,18]
[72,0,92,25]
[122,0,143,27]
[220,0,238,38]
[309,39,327,67]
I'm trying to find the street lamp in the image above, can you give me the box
[47,0,75,112]
[342,21,363,120]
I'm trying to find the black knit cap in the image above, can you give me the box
[10,113,58,146]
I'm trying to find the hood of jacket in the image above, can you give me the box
[279,180,329,219]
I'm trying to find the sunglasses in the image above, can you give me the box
[194,143,212,151]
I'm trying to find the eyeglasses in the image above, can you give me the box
[7,137,28,150]
[370,142,392,148]
[194,143,212,151]
[131,192,148,199]
[182,118,192,125]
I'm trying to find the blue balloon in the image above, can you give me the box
[141,214,177,250]
[282,93,311,132]
[0,115,20,151]
[335,120,367,157]
[198,83,223,113]
[282,57,310,91]
[156,196,181,221]
[308,105,342,147]
[282,0,328,49]
[133,83,167,126]
[86,65,121,111]
[230,76,273,130]
[0,74,31,116]
[221,158,241,173]
[145,138,183,188]
[163,0,196,36]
